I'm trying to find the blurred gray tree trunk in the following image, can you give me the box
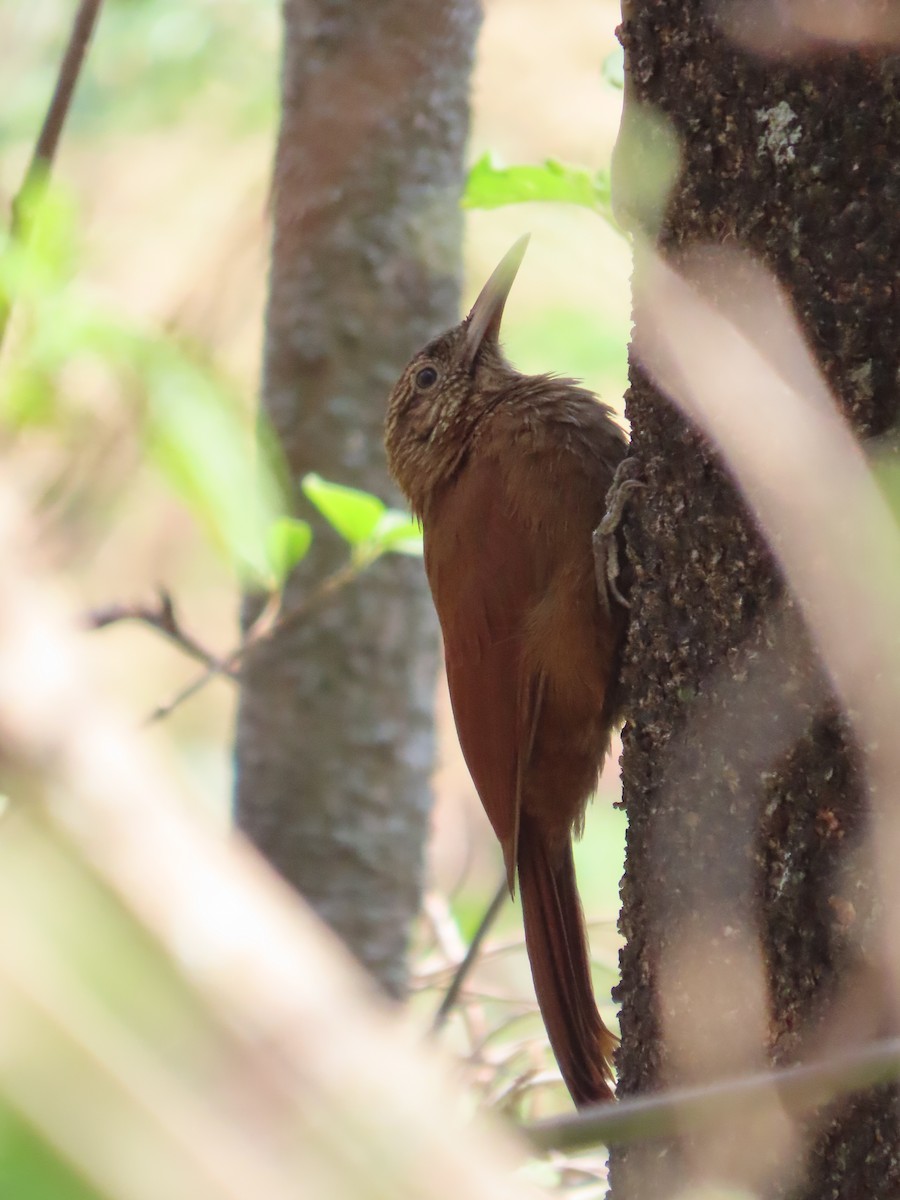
[611,5,900,1197]
[234,0,480,998]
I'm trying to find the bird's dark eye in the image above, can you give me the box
[415,365,439,389]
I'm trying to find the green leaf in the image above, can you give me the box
[2,360,57,426]
[301,474,385,545]
[299,477,421,560]
[0,178,290,582]
[463,154,614,225]
[141,347,285,582]
[372,509,423,557]
[0,1103,99,1200]
[0,175,80,305]
[265,517,312,584]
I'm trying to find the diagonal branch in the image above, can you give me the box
[145,560,362,723]
[89,557,366,725]
[0,0,105,349]
[23,0,105,193]
[524,1036,900,1152]
[431,877,509,1034]
[87,588,229,674]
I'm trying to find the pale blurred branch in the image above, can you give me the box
[607,243,900,1192]
[632,244,900,997]
[0,0,105,348]
[0,486,541,1200]
[526,1037,900,1153]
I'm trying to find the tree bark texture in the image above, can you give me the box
[235,0,480,998]
[612,6,900,1197]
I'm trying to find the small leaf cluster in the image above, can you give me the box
[266,475,422,587]
[463,154,617,232]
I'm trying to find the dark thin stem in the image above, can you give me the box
[0,0,105,349]
[146,557,367,724]
[431,877,509,1034]
[524,1036,900,1153]
[87,589,228,674]
[26,0,105,187]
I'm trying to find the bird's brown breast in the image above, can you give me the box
[423,394,625,865]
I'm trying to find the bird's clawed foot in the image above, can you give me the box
[592,457,644,613]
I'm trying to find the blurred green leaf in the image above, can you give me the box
[2,360,56,426]
[141,348,285,583]
[301,476,423,560]
[0,179,287,580]
[265,516,313,584]
[2,0,280,142]
[301,474,385,546]
[0,174,79,310]
[0,1105,98,1200]
[1,312,287,584]
[0,296,133,430]
[371,510,423,557]
[463,154,616,229]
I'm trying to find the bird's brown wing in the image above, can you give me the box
[424,459,541,892]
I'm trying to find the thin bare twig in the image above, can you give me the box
[87,588,229,673]
[0,0,105,349]
[431,877,510,1034]
[25,1,105,188]
[146,556,365,723]
[524,1036,900,1153]
[419,891,489,1052]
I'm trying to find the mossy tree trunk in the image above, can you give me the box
[612,6,900,1196]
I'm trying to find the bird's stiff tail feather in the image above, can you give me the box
[517,818,617,1107]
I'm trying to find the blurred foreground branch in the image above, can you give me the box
[526,1037,900,1153]
[633,243,900,971]
[615,242,900,1194]
[0,486,538,1200]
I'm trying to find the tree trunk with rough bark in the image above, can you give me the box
[235,0,480,999]
[612,5,900,1196]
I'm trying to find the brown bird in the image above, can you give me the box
[385,237,628,1107]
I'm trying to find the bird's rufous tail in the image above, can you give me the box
[517,817,617,1107]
